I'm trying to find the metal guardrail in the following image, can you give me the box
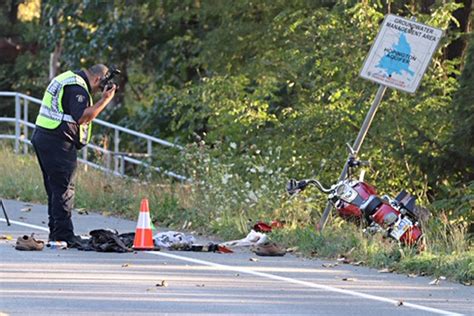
[0,91,187,181]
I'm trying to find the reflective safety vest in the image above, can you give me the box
[35,71,93,145]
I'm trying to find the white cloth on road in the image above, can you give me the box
[222,230,268,248]
[153,231,196,249]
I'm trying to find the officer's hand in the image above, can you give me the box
[102,84,117,102]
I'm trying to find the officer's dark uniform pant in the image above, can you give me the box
[31,129,78,242]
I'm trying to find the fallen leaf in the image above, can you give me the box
[429,278,440,285]
[77,209,89,215]
[20,207,31,212]
[378,268,393,273]
[352,261,364,266]
[249,258,259,262]
[0,235,13,240]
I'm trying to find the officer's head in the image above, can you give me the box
[86,64,109,93]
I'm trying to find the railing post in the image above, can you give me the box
[14,94,21,154]
[114,129,120,174]
[120,155,125,176]
[106,150,112,172]
[82,146,88,172]
[147,139,152,178]
[23,98,29,154]
[147,139,152,158]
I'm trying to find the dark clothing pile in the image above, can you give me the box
[78,229,136,253]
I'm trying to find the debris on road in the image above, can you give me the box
[15,234,44,251]
[77,208,89,215]
[249,257,259,262]
[429,276,446,286]
[352,261,364,266]
[251,241,286,256]
[252,220,285,233]
[341,277,357,282]
[337,257,352,264]
[222,229,268,248]
[322,263,338,268]
[156,280,168,287]
[0,234,13,240]
[430,278,440,285]
[286,246,299,253]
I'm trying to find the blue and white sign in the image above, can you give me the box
[360,14,443,93]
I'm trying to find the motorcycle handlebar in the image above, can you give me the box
[287,179,333,195]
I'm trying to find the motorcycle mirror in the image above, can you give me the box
[286,179,299,195]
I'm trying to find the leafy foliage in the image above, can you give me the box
[1,1,472,271]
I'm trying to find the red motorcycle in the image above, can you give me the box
[287,154,423,247]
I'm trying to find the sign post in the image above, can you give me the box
[318,15,443,230]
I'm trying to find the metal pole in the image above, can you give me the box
[23,98,28,154]
[147,139,152,178]
[14,94,20,154]
[1,199,11,226]
[82,147,88,172]
[120,155,125,176]
[114,129,120,174]
[318,84,388,230]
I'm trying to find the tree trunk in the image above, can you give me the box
[49,41,62,80]
[445,0,473,61]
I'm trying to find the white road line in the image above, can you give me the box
[1,218,49,232]
[1,217,464,316]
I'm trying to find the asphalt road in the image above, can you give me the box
[0,198,472,316]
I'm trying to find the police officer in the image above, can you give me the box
[31,64,116,247]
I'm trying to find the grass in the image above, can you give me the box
[0,144,472,284]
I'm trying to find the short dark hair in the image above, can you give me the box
[88,64,108,76]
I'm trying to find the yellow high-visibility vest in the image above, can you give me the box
[35,71,93,145]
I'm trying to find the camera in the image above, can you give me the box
[100,66,121,90]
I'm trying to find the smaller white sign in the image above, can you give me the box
[360,14,443,93]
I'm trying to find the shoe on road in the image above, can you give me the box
[15,234,45,251]
[252,241,286,257]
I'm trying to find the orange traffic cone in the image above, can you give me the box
[133,198,155,250]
